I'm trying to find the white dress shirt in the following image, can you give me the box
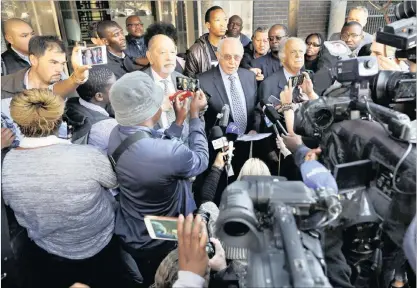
[218,66,247,122]
[151,68,176,129]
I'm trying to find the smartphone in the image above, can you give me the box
[78,45,108,66]
[144,215,179,241]
[268,95,281,107]
[176,77,200,92]
[289,74,305,87]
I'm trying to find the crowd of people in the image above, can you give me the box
[1,4,415,288]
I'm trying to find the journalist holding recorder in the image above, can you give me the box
[107,71,209,287]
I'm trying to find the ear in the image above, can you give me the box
[102,38,109,46]
[94,92,104,102]
[205,22,211,31]
[4,34,13,45]
[146,51,152,65]
[29,55,37,66]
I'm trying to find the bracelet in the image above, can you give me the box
[278,103,293,113]
[70,73,88,85]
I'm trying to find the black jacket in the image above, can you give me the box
[1,68,28,100]
[250,52,281,81]
[1,48,30,76]
[184,33,214,79]
[240,43,255,69]
[63,97,110,144]
[105,50,142,80]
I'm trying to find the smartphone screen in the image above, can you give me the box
[176,77,200,92]
[144,216,178,241]
[289,74,305,87]
[78,46,108,66]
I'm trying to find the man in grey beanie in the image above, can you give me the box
[107,71,209,287]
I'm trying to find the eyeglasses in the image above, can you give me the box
[341,33,362,41]
[127,23,144,28]
[306,42,321,48]
[221,54,242,62]
[268,35,288,42]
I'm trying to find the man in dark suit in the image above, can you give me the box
[197,37,260,203]
[250,24,288,82]
[198,38,260,135]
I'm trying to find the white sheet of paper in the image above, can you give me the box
[237,133,272,142]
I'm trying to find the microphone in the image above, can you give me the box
[225,122,240,169]
[261,101,289,136]
[209,126,227,150]
[219,104,230,128]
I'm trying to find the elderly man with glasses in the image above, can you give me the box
[197,37,261,188]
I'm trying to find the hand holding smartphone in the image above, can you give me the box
[77,41,108,66]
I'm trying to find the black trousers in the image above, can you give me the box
[123,240,176,288]
[26,236,124,288]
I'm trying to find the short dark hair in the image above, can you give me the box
[28,36,65,58]
[270,24,289,35]
[342,21,363,30]
[96,20,121,38]
[144,22,178,48]
[205,6,223,23]
[358,43,372,56]
[76,66,115,102]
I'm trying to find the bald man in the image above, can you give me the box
[1,18,35,75]
[142,30,191,136]
[226,15,251,47]
[251,24,287,81]
[125,15,149,68]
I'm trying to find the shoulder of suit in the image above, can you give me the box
[2,68,26,88]
[237,67,255,78]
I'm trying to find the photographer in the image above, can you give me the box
[282,134,355,288]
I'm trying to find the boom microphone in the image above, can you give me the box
[219,104,230,128]
[225,122,240,142]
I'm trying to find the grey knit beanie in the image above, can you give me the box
[109,71,164,126]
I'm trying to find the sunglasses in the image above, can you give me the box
[268,35,288,41]
[306,42,321,48]
[341,33,362,40]
[221,54,242,62]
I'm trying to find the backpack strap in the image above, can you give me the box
[109,130,151,170]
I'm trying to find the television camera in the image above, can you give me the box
[215,176,342,288]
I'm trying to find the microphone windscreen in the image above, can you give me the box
[226,122,240,141]
[210,126,224,140]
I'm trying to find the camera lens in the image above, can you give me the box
[224,221,250,236]
[395,0,416,20]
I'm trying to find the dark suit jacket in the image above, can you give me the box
[257,67,306,105]
[250,52,281,81]
[197,66,261,134]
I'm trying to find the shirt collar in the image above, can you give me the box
[79,98,109,117]
[19,135,71,148]
[23,68,31,89]
[219,65,238,79]
[283,67,301,82]
[108,50,125,59]
[11,47,30,64]
[151,67,172,83]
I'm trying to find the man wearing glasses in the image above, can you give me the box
[340,21,365,57]
[125,15,149,68]
[250,24,288,82]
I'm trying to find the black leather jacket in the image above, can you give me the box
[184,33,213,79]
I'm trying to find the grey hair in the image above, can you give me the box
[278,37,307,63]
[349,6,369,18]
[237,158,271,180]
[217,37,244,56]
[252,26,269,39]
